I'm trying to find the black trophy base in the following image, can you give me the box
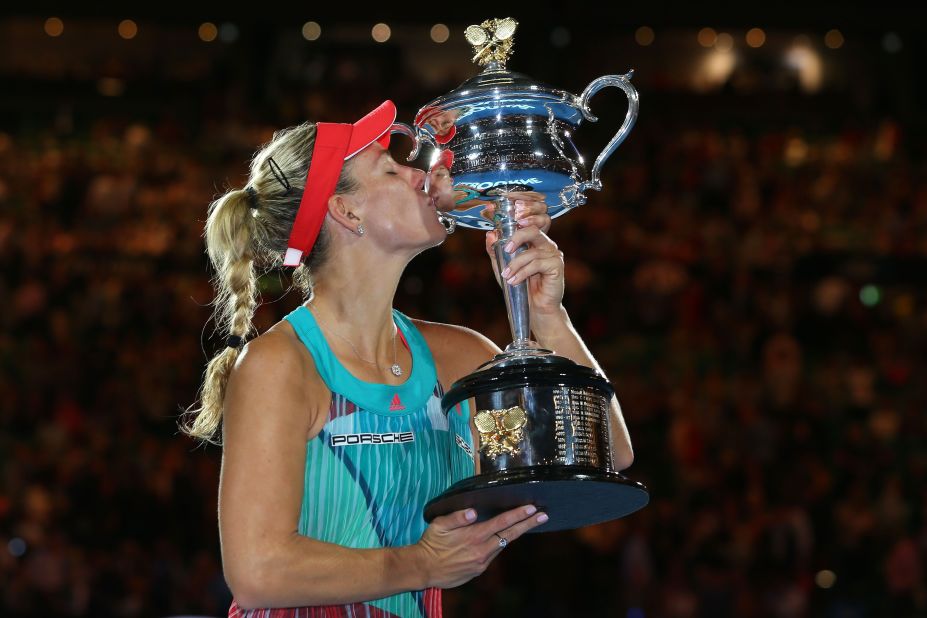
[423,465,650,533]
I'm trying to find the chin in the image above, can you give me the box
[410,220,447,253]
[426,224,448,248]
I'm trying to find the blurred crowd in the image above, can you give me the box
[2,85,926,617]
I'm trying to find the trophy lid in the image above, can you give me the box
[414,18,580,128]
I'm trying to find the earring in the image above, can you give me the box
[356,224,365,236]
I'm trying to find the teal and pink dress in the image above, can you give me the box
[227,305,475,618]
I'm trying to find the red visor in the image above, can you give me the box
[413,106,457,145]
[283,100,397,267]
[434,124,456,145]
[430,148,455,172]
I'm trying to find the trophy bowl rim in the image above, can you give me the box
[441,357,615,410]
[414,70,583,128]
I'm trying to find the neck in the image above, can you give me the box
[305,238,408,361]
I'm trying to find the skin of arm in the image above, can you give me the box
[531,306,635,471]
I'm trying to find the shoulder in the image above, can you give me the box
[230,322,312,388]
[224,320,328,439]
[407,317,503,387]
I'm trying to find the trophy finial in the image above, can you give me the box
[465,17,518,69]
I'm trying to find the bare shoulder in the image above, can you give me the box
[409,318,503,388]
[225,320,327,443]
[229,324,310,394]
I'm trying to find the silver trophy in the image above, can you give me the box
[394,18,649,532]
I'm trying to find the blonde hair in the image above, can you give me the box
[179,122,358,445]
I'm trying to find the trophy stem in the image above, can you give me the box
[493,197,539,353]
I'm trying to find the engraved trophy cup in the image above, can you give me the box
[396,18,649,532]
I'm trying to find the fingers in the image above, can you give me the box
[471,505,539,540]
[489,510,549,550]
[517,213,551,233]
[512,199,551,234]
[501,252,564,286]
[502,225,558,256]
[417,504,548,589]
[430,508,478,531]
[487,227,562,287]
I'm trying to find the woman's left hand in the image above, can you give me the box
[484,196,564,317]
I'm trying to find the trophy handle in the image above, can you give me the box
[390,122,437,162]
[391,122,456,234]
[576,71,639,193]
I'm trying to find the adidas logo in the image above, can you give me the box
[389,393,405,411]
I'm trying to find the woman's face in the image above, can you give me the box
[340,143,446,253]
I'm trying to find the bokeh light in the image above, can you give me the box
[882,32,902,53]
[825,29,844,49]
[860,284,881,306]
[371,23,391,43]
[430,24,449,43]
[198,22,218,42]
[815,570,837,589]
[97,77,125,97]
[746,27,766,48]
[44,17,64,37]
[118,20,138,40]
[635,26,655,46]
[698,27,717,47]
[302,21,321,41]
[219,22,239,43]
[7,538,26,558]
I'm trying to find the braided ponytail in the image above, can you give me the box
[179,122,356,445]
[179,187,257,444]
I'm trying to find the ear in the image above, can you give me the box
[326,193,362,234]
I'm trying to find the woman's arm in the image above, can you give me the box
[484,211,635,472]
[219,328,543,610]
[531,307,634,471]
[219,330,417,608]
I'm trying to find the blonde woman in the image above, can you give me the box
[181,100,634,617]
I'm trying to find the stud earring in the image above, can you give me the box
[356,224,365,236]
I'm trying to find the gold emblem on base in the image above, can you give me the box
[475,405,528,459]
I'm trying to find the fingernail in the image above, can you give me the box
[517,218,530,226]
[501,267,511,277]
[514,200,525,206]
[504,241,515,253]
[524,505,537,516]
[465,509,476,521]
[515,206,526,218]
[537,513,549,523]
[507,275,517,284]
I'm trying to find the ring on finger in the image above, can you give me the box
[493,532,508,549]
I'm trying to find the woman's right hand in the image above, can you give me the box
[413,505,549,589]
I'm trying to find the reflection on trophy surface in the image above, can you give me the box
[398,17,650,532]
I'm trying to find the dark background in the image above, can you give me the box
[2,3,926,616]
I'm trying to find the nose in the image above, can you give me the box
[410,167,426,191]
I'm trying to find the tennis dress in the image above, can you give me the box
[227,305,475,618]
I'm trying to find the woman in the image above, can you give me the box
[181,100,634,617]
